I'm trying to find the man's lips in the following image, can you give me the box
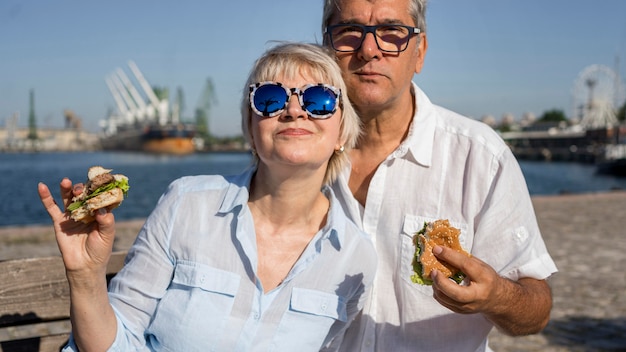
[357,70,382,76]
[354,69,385,80]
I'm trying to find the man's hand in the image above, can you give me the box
[430,245,552,336]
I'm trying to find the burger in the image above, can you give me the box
[67,166,130,223]
[411,219,471,285]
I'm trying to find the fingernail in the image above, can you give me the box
[433,245,443,255]
[97,208,107,215]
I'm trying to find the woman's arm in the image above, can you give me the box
[39,180,118,351]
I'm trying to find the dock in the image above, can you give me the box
[501,125,622,163]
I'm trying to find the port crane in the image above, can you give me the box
[195,77,217,140]
[103,61,172,134]
[128,60,170,125]
[105,77,131,122]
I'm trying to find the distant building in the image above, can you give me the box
[0,127,100,152]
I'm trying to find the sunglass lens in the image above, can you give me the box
[303,86,337,118]
[253,84,287,116]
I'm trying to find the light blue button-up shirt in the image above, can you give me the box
[64,167,376,352]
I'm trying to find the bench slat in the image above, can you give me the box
[0,333,70,352]
[0,252,127,326]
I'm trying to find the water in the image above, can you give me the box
[519,160,626,195]
[1,152,253,227]
[1,152,625,228]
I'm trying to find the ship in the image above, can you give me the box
[99,60,197,155]
[99,121,196,155]
[597,142,626,176]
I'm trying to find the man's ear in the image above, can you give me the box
[415,33,428,74]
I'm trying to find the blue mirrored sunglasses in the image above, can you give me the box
[249,81,341,119]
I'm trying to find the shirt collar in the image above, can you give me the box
[219,166,344,250]
[395,82,436,167]
[218,165,255,213]
[322,186,345,250]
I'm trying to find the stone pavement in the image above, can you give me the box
[488,191,626,352]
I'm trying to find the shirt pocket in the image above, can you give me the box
[148,261,240,351]
[400,214,469,294]
[273,288,347,350]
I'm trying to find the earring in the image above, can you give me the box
[335,145,345,154]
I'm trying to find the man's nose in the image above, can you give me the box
[359,31,381,59]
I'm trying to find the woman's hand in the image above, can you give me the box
[38,178,116,279]
[39,178,121,350]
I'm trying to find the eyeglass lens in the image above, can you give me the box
[329,25,413,52]
[252,84,338,119]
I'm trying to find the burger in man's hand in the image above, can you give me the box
[67,166,130,223]
[411,219,471,285]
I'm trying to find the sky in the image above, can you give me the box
[2,1,626,137]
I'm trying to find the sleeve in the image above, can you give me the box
[103,180,183,349]
[472,147,557,281]
[62,313,132,352]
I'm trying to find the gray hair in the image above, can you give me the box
[240,42,361,185]
[322,0,428,35]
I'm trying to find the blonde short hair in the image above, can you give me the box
[241,42,361,185]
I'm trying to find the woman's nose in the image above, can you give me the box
[282,93,307,120]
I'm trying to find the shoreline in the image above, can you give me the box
[1,189,625,261]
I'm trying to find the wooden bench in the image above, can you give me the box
[0,251,127,352]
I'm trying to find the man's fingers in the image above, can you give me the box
[433,245,473,272]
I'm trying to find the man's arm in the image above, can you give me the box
[430,245,552,336]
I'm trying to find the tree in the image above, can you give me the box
[538,109,567,123]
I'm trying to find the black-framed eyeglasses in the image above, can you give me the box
[325,24,420,53]
[249,82,341,119]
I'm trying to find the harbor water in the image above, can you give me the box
[1,151,626,228]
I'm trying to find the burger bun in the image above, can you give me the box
[70,188,125,224]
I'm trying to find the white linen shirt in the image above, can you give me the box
[329,83,557,352]
[63,167,377,352]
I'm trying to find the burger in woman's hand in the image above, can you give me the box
[67,166,130,223]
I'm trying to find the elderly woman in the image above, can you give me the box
[37,42,376,352]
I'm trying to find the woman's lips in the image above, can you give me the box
[278,128,312,136]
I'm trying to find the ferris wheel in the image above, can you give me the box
[571,64,625,128]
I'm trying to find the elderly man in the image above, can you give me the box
[322,0,557,351]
